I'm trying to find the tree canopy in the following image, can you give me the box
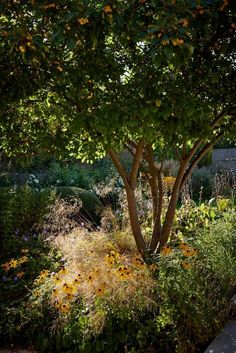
[1,0,236,256]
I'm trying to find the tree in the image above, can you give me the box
[0,0,236,257]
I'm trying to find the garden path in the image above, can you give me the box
[204,320,236,353]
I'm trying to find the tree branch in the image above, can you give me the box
[129,139,144,189]
[108,149,129,188]
[180,130,225,189]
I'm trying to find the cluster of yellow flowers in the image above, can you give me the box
[162,176,176,192]
[179,242,198,257]
[161,242,198,270]
[33,247,156,314]
[1,249,29,273]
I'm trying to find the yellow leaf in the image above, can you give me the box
[155,99,162,107]
[104,5,112,14]
[19,45,26,53]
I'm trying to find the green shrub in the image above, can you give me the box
[157,212,236,353]
[42,161,91,189]
[0,186,56,256]
[55,186,104,224]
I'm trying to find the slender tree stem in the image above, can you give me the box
[130,139,144,189]
[180,130,225,190]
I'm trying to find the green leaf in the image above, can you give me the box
[163,46,173,61]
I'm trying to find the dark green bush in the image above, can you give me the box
[55,186,104,224]
[0,186,56,256]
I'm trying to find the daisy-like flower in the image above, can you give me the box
[149,263,158,271]
[117,266,132,280]
[39,270,49,278]
[16,271,25,278]
[52,288,59,297]
[161,245,172,256]
[182,261,192,270]
[9,259,18,268]
[66,293,74,301]
[105,254,116,266]
[95,283,107,296]
[62,283,76,294]
[179,242,189,251]
[60,303,70,313]
[183,247,198,257]
[59,267,68,276]
[73,278,80,287]
[21,248,29,254]
[1,262,11,272]
[18,256,28,264]
[53,275,62,284]
[133,257,145,269]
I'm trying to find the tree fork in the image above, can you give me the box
[108,147,146,256]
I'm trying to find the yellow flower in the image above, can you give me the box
[21,248,29,254]
[1,262,11,272]
[73,278,80,287]
[59,267,68,275]
[18,256,28,264]
[78,17,89,25]
[39,270,49,278]
[149,263,158,271]
[16,271,25,278]
[133,257,145,268]
[95,282,107,296]
[66,293,74,301]
[104,5,112,14]
[182,261,192,269]
[9,259,18,268]
[183,247,198,257]
[117,266,132,280]
[52,288,59,297]
[105,254,116,266]
[179,242,189,251]
[161,245,172,256]
[54,275,62,284]
[60,303,70,313]
[62,283,76,294]
[87,274,94,283]
[33,289,40,297]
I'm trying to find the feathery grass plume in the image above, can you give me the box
[30,229,156,337]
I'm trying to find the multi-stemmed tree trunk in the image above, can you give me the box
[108,110,234,258]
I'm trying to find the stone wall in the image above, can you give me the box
[212,148,236,173]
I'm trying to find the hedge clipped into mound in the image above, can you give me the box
[55,186,104,225]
